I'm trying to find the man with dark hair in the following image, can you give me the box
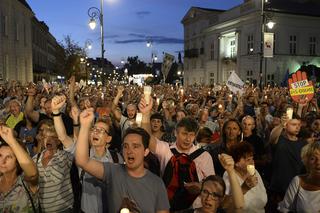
[267,113,306,211]
[75,108,169,213]
[139,97,214,211]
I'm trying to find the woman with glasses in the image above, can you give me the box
[51,95,123,213]
[180,154,244,213]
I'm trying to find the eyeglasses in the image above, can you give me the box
[201,189,223,201]
[91,127,109,135]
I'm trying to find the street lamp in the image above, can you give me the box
[259,0,275,88]
[85,39,93,50]
[88,3,105,84]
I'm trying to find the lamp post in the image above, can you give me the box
[259,0,275,88]
[88,1,104,85]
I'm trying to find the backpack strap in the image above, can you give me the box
[109,149,119,163]
[189,148,205,161]
[21,178,38,213]
[170,148,180,156]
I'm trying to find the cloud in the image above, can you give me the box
[115,35,183,44]
[136,11,151,18]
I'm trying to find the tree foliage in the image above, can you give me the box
[59,35,86,78]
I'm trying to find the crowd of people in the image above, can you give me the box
[0,77,319,213]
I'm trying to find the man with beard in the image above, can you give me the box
[112,86,137,138]
[75,108,169,213]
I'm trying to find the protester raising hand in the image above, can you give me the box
[139,94,153,115]
[51,95,66,114]
[79,108,95,127]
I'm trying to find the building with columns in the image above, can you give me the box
[182,0,320,86]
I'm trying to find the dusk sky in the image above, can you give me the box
[27,0,243,65]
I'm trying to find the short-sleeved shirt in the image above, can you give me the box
[0,176,38,213]
[33,149,74,212]
[103,163,170,213]
[119,115,132,138]
[270,135,306,194]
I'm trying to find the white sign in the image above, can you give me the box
[264,32,274,58]
[226,71,244,95]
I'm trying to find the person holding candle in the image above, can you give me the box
[222,142,267,213]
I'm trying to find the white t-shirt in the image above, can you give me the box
[278,176,320,213]
[223,169,267,213]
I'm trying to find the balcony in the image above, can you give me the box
[184,48,199,58]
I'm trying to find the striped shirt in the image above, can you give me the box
[33,149,74,212]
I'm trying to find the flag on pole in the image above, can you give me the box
[226,71,245,95]
[161,53,175,81]
[264,32,274,58]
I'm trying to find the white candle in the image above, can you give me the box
[144,86,152,105]
[156,98,160,105]
[136,113,143,127]
[286,107,293,120]
[120,208,130,213]
[247,165,255,176]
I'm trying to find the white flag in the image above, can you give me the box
[264,32,274,58]
[226,71,244,95]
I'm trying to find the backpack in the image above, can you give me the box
[162,148,205,211]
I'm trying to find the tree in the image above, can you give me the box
[123,56,151,75]
[59,35,86,80]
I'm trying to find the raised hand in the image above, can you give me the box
[288,70,314,104]
[243,175,258,189]
[26,86,37,97]
[51,95,66,113]
[0,125,15,144]
[138,94,153,114]
[70,105,80,122]
[79,108,94,127]
[117,86,124,96]
[218,153,235,172]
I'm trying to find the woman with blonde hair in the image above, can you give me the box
[278,141,320,212]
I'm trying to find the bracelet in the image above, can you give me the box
[73,123,80,127]
[51,112,62,117]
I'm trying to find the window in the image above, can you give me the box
[3,55,9,79]
[289,35,297,55]
[247,34,254,54]
[309,37,316,55]
[200,41,204,55]
[3,15,9,36]
[15,22,19,41]
[230,40,236,58]
[247,70,253,82]
[24,23,27,46]
[210,42,214,60]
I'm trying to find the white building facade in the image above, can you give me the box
[182,0,320,86]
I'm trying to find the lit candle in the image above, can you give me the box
[120,208,130,213]
[156,98,160,105]
[144,86,152,105]
[218,104,223,109]
[136,113,143,127]
[247,165,255,176]
[286,107,293,120]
